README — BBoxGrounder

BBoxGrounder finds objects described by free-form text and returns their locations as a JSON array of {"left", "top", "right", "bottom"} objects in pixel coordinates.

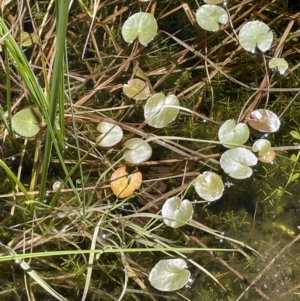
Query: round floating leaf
[
  {"left": 149, "top": 258, "right": 190, "bottom": 291},
  {"left": 248, "top": 109, "right": 280, "bottom": 133},
  {"left": 162, "top": 197, "right": 193, "bottom": 228},
  {"left": 258, "top": 149, "right": 276, "bottom": 163},
  {"left": 110, "top": 165, "right": 142, "bottom": 198},
  {"left": 12, "top": 107, "right": 42, "bottom": 137},
  {"left": 196, "top": 4, "right": 228, "bottom": 32},
  {"left": 218, "top": 119, "right": 249, "bottom": 148},
  {"left": 220, "top": 147, "right": 258, "bottom": 179},
  {"left": 124, "top": 138, "right": 152, "bottom": 164},
  {"left": 121, "top": 12, "right": 158, "bottom": 46},
  {"left": 194, "top": 171, "right": 224, "bottom": 202},
  {"left": 239, "top": 21, "right": 273, "bottom": 53},
  {"left": 268, "top": 58, "right": 288, "bottom": 75},
  {"left": 96, "top": 122, "right": 123, "bottom": 147},
  {"left": 144, "top": 93, "right": 179, "bottom": 128},
  {"left": 252, "top": 139, "right": 271, "bottom": 156},
  {"left": 123, "top": 79, "right": 150, "bottom": 100}
]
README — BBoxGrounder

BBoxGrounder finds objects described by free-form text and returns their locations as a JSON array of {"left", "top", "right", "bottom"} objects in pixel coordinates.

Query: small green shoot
[{"left": 162, "top": 197, "right": 193, "bottom": 228}]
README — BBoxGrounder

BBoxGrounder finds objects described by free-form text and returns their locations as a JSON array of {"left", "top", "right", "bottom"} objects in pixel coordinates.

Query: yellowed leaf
[{"left": 110, "top": 166, "right": 142, "bottom": 198}]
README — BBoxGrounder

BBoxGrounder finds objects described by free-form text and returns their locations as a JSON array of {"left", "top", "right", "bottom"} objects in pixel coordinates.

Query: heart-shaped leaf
[
  {"left": 196, "top": 4, "right": 228, "bottom": 32},
  {"left": 162, "top": 197, "right": 193, "bottom": 228},
  {"left": 121, "top": 12, "right": 158, "bottom": 46},
  {"left": 248, "top": 109, "right": 280, "bottom": 133},
  {"left": 123, "top": 79, "right": 150, "bottom": 100},
  {"left": 149, "top": 258, "right": 190, "bottom": 291},
  {"left": 252, "top": 139, "right": 271, "bottom": 156},
  {"left": 239, "top": 21, "right": 273, "bottom": 53},
  {"left": 268, "top": 58, "right": 288, "bottom": 75},
  {"left": 96, "top": 122, "right": 123, "bottom": 147},
  {"left": 220, "top": 147, "right": 258, "bottom": 179},
  {"left": 12, "top": 107, "right": 42, "bottom": 137},
  {"left": 110, "top": 166, "right": 142, "bottom": 198},
  {"left": 194, "top": 171, "right": 224, "bottom": 202},
  {"left": 218, "top": 119, "right": 249, "bottom": 148},
  {"left": 144, "top": 93, "right": 179, "bottom": 128},
  {"left": 124, "top": 138, "right": 152, "bottom": 164}
]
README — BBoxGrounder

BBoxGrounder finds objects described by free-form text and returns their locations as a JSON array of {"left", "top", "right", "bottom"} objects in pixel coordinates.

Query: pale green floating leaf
[
  {"left": 121, "top": 12, "right": 158, "bottom": 46},
  {"left": 252, "top": 139, "right": 271, "bottom": 156},
  {"left": 194, "top": 171, "right": 224, "bottom": 202},
  {"left": 162, "top": 197, "right": 193, "bottom": 228},
  {"left": 123, "top": 78, "right": 150, "bottom": 100},
  {"left": 248, "top": 109, "right": 280, "bottom": 133},
  {"left": 124, "top": 138, "right": 152, "bottom": 164},
  {"left": 144, "top": 93, "right": 179, "bottom": 128},
  {"left": 149, "top": 258, "right": 190, "bottom": 291},
  {"left": 268, "top": 58, "right": 288, "bottom": 75},
  {"left": 12, "top": 107, "right": 42, "bottom": 137},
  {"left": 96, "top": 122, "right": 123, "bottom": 147},
  {"left": 239, "top": 21, "right": 273, "bottom": 53},
  {"left": 218, "top": 119, "right": 249, "bottom": 148},
  {"left": 220, "top": 147, "right": 258, "bottom": 179},
  {"left": 196, "top": 4, "right": 228, "bottom": 32}
]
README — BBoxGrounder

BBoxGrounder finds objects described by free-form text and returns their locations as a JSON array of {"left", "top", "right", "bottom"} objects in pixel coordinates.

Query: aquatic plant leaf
[
  {"left": 121, "top": 12, "right": 157, "bottom": 46},
  {"left": 252, "top": 139, "right": 271, "bottom": 156},
  {"left": 258, "top": 149, "right": 276, "bottom": 163},
  {"left": 149, "top": 258, "right": 190, "bottom": 291},
  {"left": 21, "top": 31, "right": 37, "bottom": 47},
  {"left": 96, "top": 122, "right": 123, "bottom": 147},
  {"left": 239, "top": 21, "right": 273, "bottom": 53},
  {"left": 268, "top": 58, "right": 288, "bottom": 75},
  {"left": 194, "top": 171, "right": 224, "bottom": 202},
  {"left": 144, "top": 93, "right": 179, "bottom": 128},
  {"left": 110, "top": 165, "right": 142, "bottom": 198},
  {"left": 218, "top": 119, "right": 249, "bottom": 148},
  {"left": 248, "top": 109, "right": 280, "bottom": 133},
  {"left": 12, "top": 107, "right": 42, "bottom": 137},
  {"left": 196, "top": 4, "right": 228, "bottom": 32},
  {"left": 123, "top": 79, "right": 150, "bottom": 100},
  {"left": 162, "top": 197, "right": 193, "bottom": 228},
  {"left": 220, "top": 147, "right": 258, "bottom": 179},
  {"left": 124, "top": 138, "right": 152, "bottom": 164}
]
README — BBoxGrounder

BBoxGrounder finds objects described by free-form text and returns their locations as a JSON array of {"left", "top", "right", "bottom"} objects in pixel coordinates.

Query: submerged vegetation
[{"left": 0, "top": 0, "right": 300, "bottom": 300}]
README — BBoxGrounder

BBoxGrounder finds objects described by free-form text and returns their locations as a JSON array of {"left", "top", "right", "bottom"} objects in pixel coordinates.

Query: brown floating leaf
[
  {"left": 248, "top": 109, "right": 280, "bottom": 133},
  {"left": 258, "top": 149, "right": 276, "bottom": 163},
  {"left": 110, "top": 165, "right": 142, "bottom": 198},
  {"left": 123, "top": 79, "right": 150, "bottom": 100}
]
